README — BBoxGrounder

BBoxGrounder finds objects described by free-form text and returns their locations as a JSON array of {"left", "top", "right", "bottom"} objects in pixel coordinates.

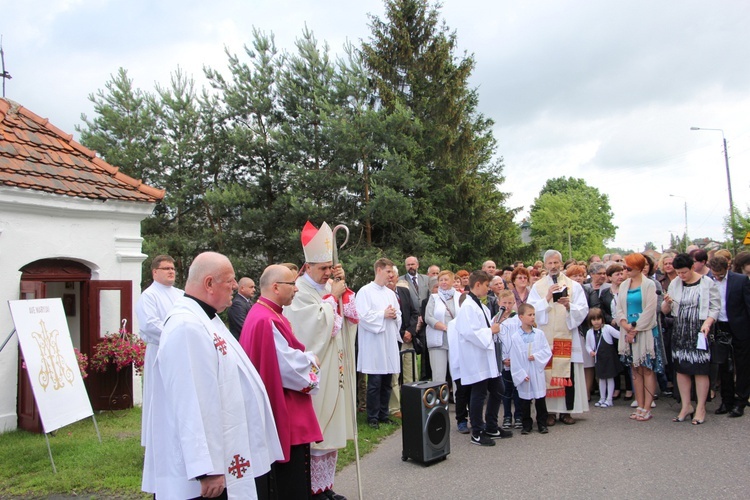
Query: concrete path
[{"left": 334, "top": 397, "right": 750, "bottom": 499}]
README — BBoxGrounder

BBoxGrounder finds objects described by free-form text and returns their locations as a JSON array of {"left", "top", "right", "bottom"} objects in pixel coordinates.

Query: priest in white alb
[
  {"left": 135, "top": 254, "right": 183, "bottom": 446},
  {"left": 142, "top": 252, "right": 282, "bottom": 499},
  {"left": 528, "top": 249, "right": 589, "bottom": 426},
  {"left": 283, "top": 221, "right": 358, "bottom": 500}
]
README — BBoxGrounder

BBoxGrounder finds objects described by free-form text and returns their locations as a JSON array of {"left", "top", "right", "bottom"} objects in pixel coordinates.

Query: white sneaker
[
  {"left": 594, "top": 400, "right": 605, "bottom": 407},
  {"left": 651, "top": 401, "right": 656, "bottom": 408},
  {"left": 631, "top": 400, "right": 638, "bottom": 408}
]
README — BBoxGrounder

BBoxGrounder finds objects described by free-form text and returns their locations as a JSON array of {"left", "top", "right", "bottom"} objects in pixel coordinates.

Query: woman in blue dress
[
  {"left": 662, "top": 253, "right": 720, "bottom": 425},
  {"left": 616, "top": 253, "right": 663, "bottom": 421}
]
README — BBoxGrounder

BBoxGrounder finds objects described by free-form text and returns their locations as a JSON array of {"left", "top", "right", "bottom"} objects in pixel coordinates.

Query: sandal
[
  {"left": 636, "top": 410, "right": 653, "bottom": 421},
  {"left": 630, "top": 407, "right": 644, "bottom": 420}
]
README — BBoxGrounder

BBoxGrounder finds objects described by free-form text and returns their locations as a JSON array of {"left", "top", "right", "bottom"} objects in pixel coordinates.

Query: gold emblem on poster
[{"left": 31, "top": 320, "right": 75, "bottom": 391}]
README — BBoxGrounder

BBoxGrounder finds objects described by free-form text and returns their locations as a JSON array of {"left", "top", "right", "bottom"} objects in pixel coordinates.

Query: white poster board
[{"left": 8, "top": 298, "right": 94, "bottom": 433}]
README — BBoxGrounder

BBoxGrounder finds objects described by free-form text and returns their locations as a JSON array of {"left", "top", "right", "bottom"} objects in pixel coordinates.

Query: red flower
[{"left": 90, "top": 327, "right": 146, "bottom": 376}]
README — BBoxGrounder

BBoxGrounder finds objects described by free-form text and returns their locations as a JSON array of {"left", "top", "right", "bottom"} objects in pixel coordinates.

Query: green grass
[
  {"left": 338, "top": 412, "right": 401, "bottom": 472},
  {"left": 0, "top": 408, "right": 148, "bottom": 499},
  {"left": 0, "top": 406, "right": 400, "bottom": 498}
]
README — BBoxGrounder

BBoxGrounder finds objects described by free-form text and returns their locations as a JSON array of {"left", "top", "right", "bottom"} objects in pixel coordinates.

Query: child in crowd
[
  {"left": 585, "top": 307, "right": 622, "bottom": 408},
  {"left": 496, "top": 290, "right": 523, "bottom": 429},
  {"left": 510, "top": 303, "right": 552, "bottom": 435}
]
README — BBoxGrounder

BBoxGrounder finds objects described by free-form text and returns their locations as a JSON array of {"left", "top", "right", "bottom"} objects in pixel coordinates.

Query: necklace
[{"left": 258, "top": 299, "right": 286, "bottom": 323}]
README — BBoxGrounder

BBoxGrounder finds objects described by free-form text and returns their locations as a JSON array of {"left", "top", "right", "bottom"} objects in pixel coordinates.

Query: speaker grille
[{"left": 401, "top": 381, "right": 450, "bottom": 463}]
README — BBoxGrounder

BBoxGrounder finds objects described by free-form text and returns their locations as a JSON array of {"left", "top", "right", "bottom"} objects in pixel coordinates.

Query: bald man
[
  {"left": 240, "top": 265, "right": 323, "bottom": 498},
  {"left": 228, "top": 277, "right": 256, "bottom": 339},
  {"left": 142, "top": 252, "right": 282, "bottom": 499}
]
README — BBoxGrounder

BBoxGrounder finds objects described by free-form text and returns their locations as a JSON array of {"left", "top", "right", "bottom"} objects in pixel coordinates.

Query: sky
[{"left": 3, "top": 0, "right": 749, "bottom": 254}]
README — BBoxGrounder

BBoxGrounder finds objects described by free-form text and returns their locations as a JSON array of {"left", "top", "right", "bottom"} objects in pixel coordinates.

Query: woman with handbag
[{"left": 425, "top": 270, "right": 462, "bottom": 384}]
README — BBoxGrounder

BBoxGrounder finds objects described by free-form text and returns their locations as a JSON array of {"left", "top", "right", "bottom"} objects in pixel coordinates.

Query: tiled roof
[{"left": 0, "top": 98, "right": 164, "bottom": 203}]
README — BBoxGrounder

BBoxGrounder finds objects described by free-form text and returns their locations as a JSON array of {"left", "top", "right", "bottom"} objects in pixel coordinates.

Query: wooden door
[
  {"left": 82, "top": 281, "right": 133, "bottom": 411},
  {"left": 17, "top": 281, "right": 46, "bottom": 433}
]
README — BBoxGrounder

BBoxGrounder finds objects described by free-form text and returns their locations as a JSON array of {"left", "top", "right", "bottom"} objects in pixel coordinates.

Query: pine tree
[{"left": 361, "top": 0, "right": 520, "bottom": 265}]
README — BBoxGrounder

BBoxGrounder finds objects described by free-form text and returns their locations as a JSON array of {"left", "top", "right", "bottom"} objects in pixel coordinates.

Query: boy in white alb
[{"left": 510, "top": 303, "right": 552, "bottom": 435}]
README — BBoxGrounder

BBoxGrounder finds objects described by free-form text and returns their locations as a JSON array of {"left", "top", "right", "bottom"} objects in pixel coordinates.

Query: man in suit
[
  {"left": 708, "top": 256, "right": 750, "bottom": 417},
  {"left": 387, "top": 265, "right": 420, "bottom": 416},
  {"left": 227, "top": 277, "right": 256, "bottom": 339},
  {"left": 401, "top": 256, "right": 430, "bottom": 318}
]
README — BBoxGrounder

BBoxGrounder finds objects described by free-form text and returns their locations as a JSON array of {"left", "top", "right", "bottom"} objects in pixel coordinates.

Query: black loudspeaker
[{"left": 401, "top": 380, "right": 450, "bottom": 463}]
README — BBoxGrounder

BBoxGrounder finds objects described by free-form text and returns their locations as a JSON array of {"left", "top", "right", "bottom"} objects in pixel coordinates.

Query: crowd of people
[{"left": 135, "top": 222, "right": 750, "bottom": 497}]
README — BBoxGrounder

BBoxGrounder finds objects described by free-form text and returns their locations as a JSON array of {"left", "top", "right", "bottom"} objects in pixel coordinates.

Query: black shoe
[
  {"left": 521, "top": 428, "right": 530, "bottom": 435},
  {"left": 379, "top": 417, "right": 397, "bottom": 425},
  {"left": 729, "top": 406, "right": 745, "bottom": 418},
  {"left": 715, "top": 403, "right": 730, "bottom": 415},
  {"left": 470, "top": 432, "right": 495, "bottom": 446},
  {"left": 368, "top": 420, "right": 379, "bottom": 429},
  {"left": 326, "top": 490, "right": 347, "bottom": 500},
  {"left": 485, "top": 428, "right": 513, "bottom": 439},
  {"left": 538, "top": 426, "right": 549, "bottom": 434}
]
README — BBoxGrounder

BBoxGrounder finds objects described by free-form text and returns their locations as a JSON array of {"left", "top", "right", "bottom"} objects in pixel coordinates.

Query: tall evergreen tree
[
  {"left": 77, "top": 68, "right": 159, "bottom": 184},
  {"left": 361, "top": 0, "right": 520, "bottom": 265}
]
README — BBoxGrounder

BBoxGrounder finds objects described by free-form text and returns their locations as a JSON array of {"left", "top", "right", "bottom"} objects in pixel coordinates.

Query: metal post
[
  {"left": 722, "top": 137, "right": 737, "bottom": 254},
  {"left": 44, "top": 433, "right": 57, "bottom": 474},
  {"left": 690, "top": 127, "right": 736, "bottom": 253}
]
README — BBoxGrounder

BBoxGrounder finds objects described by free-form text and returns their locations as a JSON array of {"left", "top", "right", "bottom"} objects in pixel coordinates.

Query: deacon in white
[
  {"left": 355, "top": 258, "right": 402, "bottom": 424},
  {"left": 528, "top": 249, "right": 589, "bottom": 423},
  {"left": 142, "top": 252, "right": 282, "bottom": 500},
  {"left": 136, "top": 254, "right": 183, "bottom": 446}
]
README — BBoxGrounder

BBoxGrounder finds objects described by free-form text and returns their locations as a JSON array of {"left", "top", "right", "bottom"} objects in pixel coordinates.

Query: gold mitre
[{"left": 301, "top": 221, "right": 333, "bottom": 263}]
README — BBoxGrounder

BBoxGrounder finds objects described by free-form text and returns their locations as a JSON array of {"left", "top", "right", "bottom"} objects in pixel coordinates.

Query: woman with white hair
[{"left": 425, "top": 271, "right": 461, "bottom": 384}]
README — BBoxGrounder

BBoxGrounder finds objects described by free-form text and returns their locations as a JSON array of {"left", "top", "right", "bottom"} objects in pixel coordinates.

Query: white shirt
[{"left": 714, "top": 275, "right": 729, "bottom": 322}]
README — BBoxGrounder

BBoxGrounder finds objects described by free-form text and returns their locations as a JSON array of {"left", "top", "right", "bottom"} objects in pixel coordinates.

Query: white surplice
[
  {"left": 142, "top": 297, "right": 282, "bottom": 500},
  {"left": 355, "top": 282, "right": 402, "bottom": 375},
  {"left": 455, "top": 296, "right": 498, "bottom": 386},
  {"left": 510, "top": 327, "right": 553, "bottom": 400},
  {"left": 136, "top": 281, "right": 183, "bottom": 446}
]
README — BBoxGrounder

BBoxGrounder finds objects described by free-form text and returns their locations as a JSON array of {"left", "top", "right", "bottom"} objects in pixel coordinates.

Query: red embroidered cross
[
  {"left": 213, "top": 333, "right": 227, "bottom": 355},
  {"left": 227, "top": 454, "right": 250, "bottom": 479}
]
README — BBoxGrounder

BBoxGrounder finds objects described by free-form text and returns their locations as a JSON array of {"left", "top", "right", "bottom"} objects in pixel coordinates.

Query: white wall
[{"left": 0, "top": 187, "right": 154, "bottom": 433}]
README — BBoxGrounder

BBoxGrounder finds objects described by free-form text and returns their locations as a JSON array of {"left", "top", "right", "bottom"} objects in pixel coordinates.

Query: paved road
[{"left": 335, "top": 397, "right": 750, "bottom": 500}]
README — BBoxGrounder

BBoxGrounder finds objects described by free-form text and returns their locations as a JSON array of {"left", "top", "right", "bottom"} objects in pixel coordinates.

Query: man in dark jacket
[{"left": 708, "top": 256, "right": 750, "bottom": 417}]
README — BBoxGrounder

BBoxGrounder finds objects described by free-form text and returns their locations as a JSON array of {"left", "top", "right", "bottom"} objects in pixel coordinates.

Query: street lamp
[
  {"left": 690, "top": 126, "right": 737, "bottom": 253},
  {"left": 669, "top": 194, "right": 688, "bottom": 251}
]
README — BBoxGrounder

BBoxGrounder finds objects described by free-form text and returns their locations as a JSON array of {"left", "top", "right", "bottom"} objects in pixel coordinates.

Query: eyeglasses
[
  {"left": 275, "top": 281, "right": 296, "bottom": 286},
  {"left": 157, "top": 267, "right": 175, "bottom": 271}
]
